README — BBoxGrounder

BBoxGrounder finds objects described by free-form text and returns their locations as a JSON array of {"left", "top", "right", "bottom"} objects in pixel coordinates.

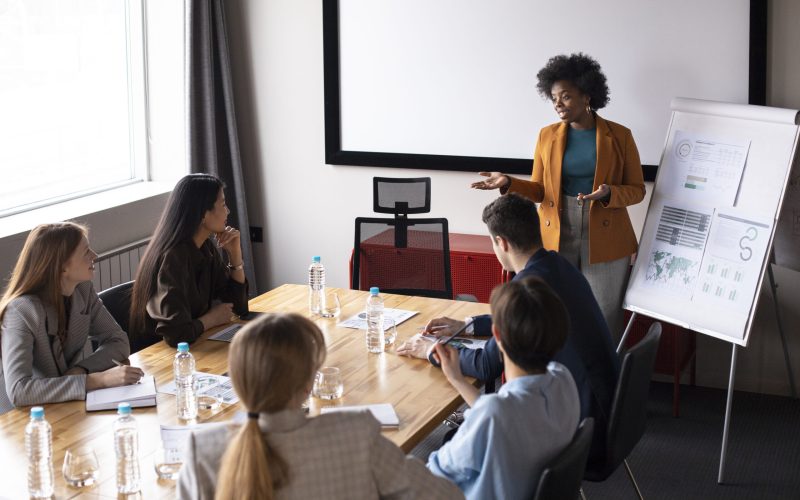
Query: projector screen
[{"left": 323, "top": 0, "right": 765, "bottom": 179}]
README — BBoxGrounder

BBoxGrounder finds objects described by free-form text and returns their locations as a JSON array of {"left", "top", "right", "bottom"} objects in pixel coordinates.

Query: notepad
[
  {"left": 86, "top": 375, "right": 157, "bottom": 411},
  {"left": 320, "top": 403, "right": 400, "bottom": 428}
]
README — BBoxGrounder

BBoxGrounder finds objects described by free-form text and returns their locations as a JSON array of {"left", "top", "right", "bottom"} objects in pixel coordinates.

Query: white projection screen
[{"left": 323, "top": 1, "right": 765, "bottom": 179}]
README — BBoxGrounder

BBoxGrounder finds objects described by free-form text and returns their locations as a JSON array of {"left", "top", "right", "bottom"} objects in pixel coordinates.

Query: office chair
[
  {"left": 533, "top": 418, "right": 595, "bottom": 500},
  {"left": 583, "top": 322, "right": 662, "bottom": 500},
  {"left": 98, "top": 281, "right": 158, "bottom": 353},
  {"left": 352, "top": 177, "right": 453, "bottom": 299}
]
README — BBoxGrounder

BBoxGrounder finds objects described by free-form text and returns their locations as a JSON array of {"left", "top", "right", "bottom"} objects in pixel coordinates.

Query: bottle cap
[
  {"left": 30, "top": 407, "right": 44, "bottom": 419},
  {"left": 312, "top": 256, "right": 321, "bottom": 263},
  {"left": 117, "top": 402, "right": 132, "bottom": 415},
  {"left": 177, "top": 342, "right": 189, "bottom": 353},
  {"left": 370, "top": 287, "right": 380, "bottom": 295}
]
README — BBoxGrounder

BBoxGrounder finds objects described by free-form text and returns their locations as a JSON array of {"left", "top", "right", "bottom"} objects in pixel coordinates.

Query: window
[{"left": 0, "top": 0, "right": 147, "bottom": 217}]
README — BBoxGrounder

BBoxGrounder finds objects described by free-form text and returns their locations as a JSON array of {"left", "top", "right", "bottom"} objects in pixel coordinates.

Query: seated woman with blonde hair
[
  {"left": 0, "top": 222, "right": 142, "bottom": 414},
  {"left": 178, "top": 313, "right": 462, "bottom": 500}
]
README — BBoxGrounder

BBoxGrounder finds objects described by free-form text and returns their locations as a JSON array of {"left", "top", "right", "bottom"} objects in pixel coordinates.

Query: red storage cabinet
[
  {"left": 350, "top": 232, "right": 507, "bottom": 303},
  {"left": 449, "top": 233, "right": 509, "bottom": 303}
]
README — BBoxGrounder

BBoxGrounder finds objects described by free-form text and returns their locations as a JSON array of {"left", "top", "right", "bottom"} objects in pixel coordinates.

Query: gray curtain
[{"left": 186, "top": 0, "right": 257, "bottom": 295}]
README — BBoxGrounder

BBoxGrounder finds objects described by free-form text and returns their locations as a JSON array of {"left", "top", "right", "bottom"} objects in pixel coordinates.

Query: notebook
[
  {"left": 320, "top": 403, "right": 400, "bottom": 428},
  {"left": 86, "top": 375, "right": 157, "bottom": 411}
]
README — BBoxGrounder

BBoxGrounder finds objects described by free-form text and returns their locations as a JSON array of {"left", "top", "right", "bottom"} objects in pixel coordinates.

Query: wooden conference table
[{"left": 0, "top": 284, "right": 490, "bottom": 499}]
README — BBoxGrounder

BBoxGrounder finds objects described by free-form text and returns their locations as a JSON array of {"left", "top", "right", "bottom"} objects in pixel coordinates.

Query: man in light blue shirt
[{"left": 427, "top": 276, "right": 580, "bottom": 500}]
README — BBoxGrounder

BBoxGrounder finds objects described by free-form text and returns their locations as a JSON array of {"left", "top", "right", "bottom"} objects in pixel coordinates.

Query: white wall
[{"left": 227, "top": 0, "right": 800, "bottom": 396}]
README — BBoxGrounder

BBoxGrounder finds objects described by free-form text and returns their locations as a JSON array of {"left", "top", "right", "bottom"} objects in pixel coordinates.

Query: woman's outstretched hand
[
  {"left": 470, "top": 172, "right": 510, "bottom": 191},
  {"left": 577, "top": 184, "right": 611, "bottom": 202}
]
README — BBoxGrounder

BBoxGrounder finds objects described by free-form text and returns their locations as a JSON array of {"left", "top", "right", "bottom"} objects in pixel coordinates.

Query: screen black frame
[{"left": 323, "top": 1, "right": 768, "bottom": 182}]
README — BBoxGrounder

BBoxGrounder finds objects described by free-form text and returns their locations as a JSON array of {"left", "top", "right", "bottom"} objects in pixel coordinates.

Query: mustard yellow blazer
[{"left": 507, "top": 115, "right": 646, "bottom": 264}]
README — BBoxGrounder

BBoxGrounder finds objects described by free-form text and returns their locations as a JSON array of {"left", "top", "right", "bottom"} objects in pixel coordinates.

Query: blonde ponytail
[
  {"left": 214, "top": 419, "right": 288, "bottom": 500},
  {"left": 213, "top": 313, "right": 325, "bottom": 499}
]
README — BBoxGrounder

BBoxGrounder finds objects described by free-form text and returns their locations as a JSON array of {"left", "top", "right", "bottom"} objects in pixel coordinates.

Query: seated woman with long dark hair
[
  {"left": 130, "top": 174, "right": 248, "bottom": 347},
  {"left": 0, "top": 222, "right": 142, "bottom": 414},
  {"left": 178, "top": 313, "right": 462, "bottom": 500}
]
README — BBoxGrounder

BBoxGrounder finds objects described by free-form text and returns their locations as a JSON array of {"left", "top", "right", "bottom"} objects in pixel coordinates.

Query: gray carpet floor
[{"left": 412, "top": 382, "right": 800, "bottom": 499}]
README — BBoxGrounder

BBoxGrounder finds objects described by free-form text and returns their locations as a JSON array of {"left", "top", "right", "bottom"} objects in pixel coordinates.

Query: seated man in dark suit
[{"left": 398, "top": 193, "right": 620, "bottom": 461}]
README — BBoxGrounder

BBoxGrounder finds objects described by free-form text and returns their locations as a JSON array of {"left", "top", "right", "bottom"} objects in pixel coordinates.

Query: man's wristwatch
[{"left": 463, "top": 316, "right": 475, "bottom": 336}]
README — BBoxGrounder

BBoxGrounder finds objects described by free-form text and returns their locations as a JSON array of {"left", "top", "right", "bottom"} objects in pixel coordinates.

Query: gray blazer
[
  {"left": 178, "top": 409, "right": 464, "bottom": 500},
  {"left": 0, "top": 281, "right": 130, "bottom": 413}
]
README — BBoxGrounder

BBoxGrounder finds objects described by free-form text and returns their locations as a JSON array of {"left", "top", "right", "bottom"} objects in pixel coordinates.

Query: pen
[{"left": 114, "top": 359, "right": 144, "bottom": 384}]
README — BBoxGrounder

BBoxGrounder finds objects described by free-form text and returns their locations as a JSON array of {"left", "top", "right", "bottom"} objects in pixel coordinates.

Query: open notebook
[
  {"left": 320, "top": 403, "right": 400, "bottom": 428},
  {"left": 86, "top": 375, "right": 157, "bottom": 411}
]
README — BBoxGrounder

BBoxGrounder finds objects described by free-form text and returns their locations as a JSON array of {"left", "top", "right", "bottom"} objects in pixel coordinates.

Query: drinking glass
[
  {"left": 195, "top": 375, "right": 222, "bottom": 411},
  {"left": 153, "top": 447, "right": 182, "bottom": 480},
  {"left": 383, "top": 317, "right": 397, "bottom": 347},
  {"left": 313, "top": 367, "right": 344, "bottom": 400},
  {"left": 63, "top": 446, "right": 99, "bottom": 488},
  {"left": 320, "top": 292, "right": 341, "bottom": 319}
]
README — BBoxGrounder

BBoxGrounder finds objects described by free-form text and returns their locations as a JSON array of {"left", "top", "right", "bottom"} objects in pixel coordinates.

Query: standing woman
[
  {"left": 129, "top": 174, "right": 248, "bottom": 348},
  {"left": 473, "top": 53, "right": 645, "bottom": 338},
  {"left": 0, "top": 223, "right": 142, "bottom": 414}
]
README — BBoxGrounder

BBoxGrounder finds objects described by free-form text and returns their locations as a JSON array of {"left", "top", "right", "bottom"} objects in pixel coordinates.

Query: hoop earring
[{"left": 585, "top": 103, "right": 591, "bottom": 115}]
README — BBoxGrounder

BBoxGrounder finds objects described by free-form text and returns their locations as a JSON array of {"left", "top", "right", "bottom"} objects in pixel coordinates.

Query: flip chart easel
[{"left": 620, "top": 98, "right": 800, "bottom": 484}]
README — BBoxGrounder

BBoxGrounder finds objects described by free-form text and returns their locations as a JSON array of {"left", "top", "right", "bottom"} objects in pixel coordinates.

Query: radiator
[{"left": 92, "top": 238, "right": 150, "bottom": 291}]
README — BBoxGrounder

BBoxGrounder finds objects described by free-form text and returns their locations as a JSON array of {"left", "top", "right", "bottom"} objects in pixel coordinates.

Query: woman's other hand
[
  {"left": 470, "top": 172, "right": 510, "bottom": 191},
  {"left": 86, "top": 365, "right": 145, "bottom": 390},
  {"left": 215, "top": 226, "right": 241, "bottom": 254},
  {"left": 577, "top": 184, "right": 611, "bottom": 202},
  {"left": 200, "top": 302, "right": 235, "bottom": 331}
]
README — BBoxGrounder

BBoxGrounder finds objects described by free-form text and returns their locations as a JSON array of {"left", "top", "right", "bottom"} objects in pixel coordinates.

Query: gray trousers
[{"left": 559, "top": 195, "right": 631, "bottom": 341}]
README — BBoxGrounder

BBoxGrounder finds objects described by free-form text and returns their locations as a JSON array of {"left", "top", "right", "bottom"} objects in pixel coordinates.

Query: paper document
[
  {"left": 693, "top": 210, "right": 772, "bottom": 311},
  {"left": 160, "top": 422, "right": 221, "bottom": 462},
  {"left": 660, "top": 130, "right": 750, "bottom": 206},
  {"left": 339, "top": 308, "right": 417, "bottom": 329},
  {"left": 86, "top": 375, "right": 157, "bottom": 411},
  {"left": 321, "top": 403, "right": 400, "bottom": 428},
  {"left": 159, "top": 372, "right": 239, "bottom": 404},
  {"left": 637, "top": 200, "right": 714, "bottom": 298}
]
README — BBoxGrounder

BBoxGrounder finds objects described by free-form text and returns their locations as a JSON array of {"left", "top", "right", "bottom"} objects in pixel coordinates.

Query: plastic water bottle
[
  {"left": 25, "top": 407, "right": 53, "bottom": 499},
  {"left": 114, "top": 402, "right": 141, "bottom": 494},
  {"left": 366, "top": 287, "right": 385, "bottom": 353},
  {"left": 308, "top": 256, "right": 326, "bottom": 314},
  {"left": 174, "top": 342, "right": 197, "bottom": 420}
]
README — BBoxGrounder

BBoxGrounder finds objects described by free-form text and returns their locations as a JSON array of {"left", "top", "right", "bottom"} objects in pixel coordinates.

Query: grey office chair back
[
  {"left": 98, "top": 280, "right": 157, "bottom": 353},
  {"left": 584, "top": 322, "right": 661, "bottom": 499},
  {"left": 533, "top": 418, "right": 594, "bottom": 500}
]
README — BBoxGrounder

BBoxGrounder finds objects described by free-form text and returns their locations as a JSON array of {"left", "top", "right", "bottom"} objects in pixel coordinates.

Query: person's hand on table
[
  {"left": 396, "top": 333, "right": 435, "bottom": 359},
  {"left": 200, "top": 302, "right": 234, "bottom": 330},
  {"left": 86, "top": 365, "right": 145, "bottom": 390},
  {"left": 470, "top": 171, "right": 510, "bottom": 191},
  {"left": 423, "top": 317, "right": 465, "bottom": 337},
  {"left": 577, "top": 184, "right": 611, "bottom": 202}
]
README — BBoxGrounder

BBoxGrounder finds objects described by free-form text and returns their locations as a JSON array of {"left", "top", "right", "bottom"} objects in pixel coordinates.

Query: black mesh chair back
[
  {"left": 585, "top": 322, "right": 661, "bottom": 482},
  {"left": 98, "top": 281, "right": 158, "bottom": 354},
  {"left": 373, "top": 177, "right": 431, "bottom": 215},
  {"left": 352, "top": 217, "right": 452, "bottom": 299},
  {"left": 533, "top": 418, "right": 594, "bottom": 500}
]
